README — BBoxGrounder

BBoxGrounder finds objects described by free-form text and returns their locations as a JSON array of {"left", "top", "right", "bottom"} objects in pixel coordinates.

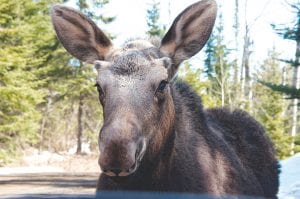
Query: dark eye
[{"left": 156, "top": 80, "right": 168, "bottom": 93}]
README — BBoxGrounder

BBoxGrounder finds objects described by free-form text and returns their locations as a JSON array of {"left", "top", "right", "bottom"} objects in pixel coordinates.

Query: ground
[
  {"left": 278, "top": 153, "right": 300, "bottom": 199},
  {"left": 0, "top": 149, "right": 100, "bottom": 198},
  {"left": 0, "top": 149, "right": 299, "bottom": 198}
]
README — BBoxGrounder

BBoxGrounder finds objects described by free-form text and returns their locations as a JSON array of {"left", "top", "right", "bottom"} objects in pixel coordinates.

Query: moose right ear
[
  {"left": 51, "top": 5, "right": 112, "bottom": 63},
  {"left": 160, "top": 0, "right": 217, "bottom": 80}
]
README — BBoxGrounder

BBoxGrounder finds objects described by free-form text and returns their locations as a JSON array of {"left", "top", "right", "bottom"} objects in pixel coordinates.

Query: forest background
[{"left": 1, "top": 0, "right": 300, "bottom": 165}]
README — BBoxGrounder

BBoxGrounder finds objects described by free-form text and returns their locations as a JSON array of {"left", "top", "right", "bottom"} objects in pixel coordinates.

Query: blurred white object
[{"left": 278, "top": 153, "right": 300, "bottom": 199}]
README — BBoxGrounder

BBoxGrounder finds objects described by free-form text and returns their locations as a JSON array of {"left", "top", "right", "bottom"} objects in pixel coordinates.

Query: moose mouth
[{"left": 102, "top": 139, "right": 147, "bottom": 177}]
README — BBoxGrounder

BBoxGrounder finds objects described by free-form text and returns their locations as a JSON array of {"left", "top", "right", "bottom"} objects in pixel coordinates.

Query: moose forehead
[{"left": 96, "top": 39, "right": 169, "bottom": 82}]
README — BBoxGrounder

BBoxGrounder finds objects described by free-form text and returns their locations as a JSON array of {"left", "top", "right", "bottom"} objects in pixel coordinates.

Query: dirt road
[{"left": 0, "top": 172, "right": 98, "bottom": 198}]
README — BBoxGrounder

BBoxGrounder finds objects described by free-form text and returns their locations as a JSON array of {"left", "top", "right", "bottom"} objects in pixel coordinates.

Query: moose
[{"left": 51, "top": 0, "right": 280, "bottom": 198}]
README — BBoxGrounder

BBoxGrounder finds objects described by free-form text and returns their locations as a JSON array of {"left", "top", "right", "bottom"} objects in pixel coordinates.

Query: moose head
[{"left": 51, "top": 0, "right": 217, "bottom": 177}]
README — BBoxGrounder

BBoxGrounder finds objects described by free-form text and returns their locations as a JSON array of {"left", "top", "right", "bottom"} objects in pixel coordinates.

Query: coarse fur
[
  {"left": 96, "top": 78, "right": 280, "bottom": 198},
  {"left": 51, "top": 0, "right": 280, "bottom": 198}
]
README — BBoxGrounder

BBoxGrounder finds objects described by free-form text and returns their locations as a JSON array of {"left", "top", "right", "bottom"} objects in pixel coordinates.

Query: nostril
[{"left": 110, "top": 168, "right": 122, "bottom": 175}]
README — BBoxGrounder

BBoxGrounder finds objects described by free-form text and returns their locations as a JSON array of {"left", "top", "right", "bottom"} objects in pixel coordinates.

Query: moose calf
[{"left": 51, "top": 0, "right": 280, "bottom": 198}]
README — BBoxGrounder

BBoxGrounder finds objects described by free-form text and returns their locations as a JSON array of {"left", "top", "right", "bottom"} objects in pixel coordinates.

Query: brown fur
[{"left": 96, "top": 81, "right": 279, "bottom": 198}]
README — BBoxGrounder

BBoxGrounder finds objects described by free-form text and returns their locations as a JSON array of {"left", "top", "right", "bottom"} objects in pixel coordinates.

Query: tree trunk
[
  {"left": 240, "top": 27, "right": 249, "bottom": 107},
  {"left": 281, "top": 66, "right": 288, "bottom": 119},
  {"left": 76, "top": 93, "right": 84, "bottom": 155},
  {"left": 39, "top": 95, "right": 52, "bottom": 152},
  {"left": 232, "top": 0, "right": 239, "bottom": 106},
  {"left": 241, "top": 21, "right": 253, "bottom": 111},
  {"left": 291, "top": 66, "right": 299, "bottom": 155},
  {"left": 220, "top": 54, "right": 225, "bottom": 107}
]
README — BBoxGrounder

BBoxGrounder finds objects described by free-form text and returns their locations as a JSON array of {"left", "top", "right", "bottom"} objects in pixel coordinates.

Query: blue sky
[{"left": 65, "top": 0, "right": 297, "bottom": 71}]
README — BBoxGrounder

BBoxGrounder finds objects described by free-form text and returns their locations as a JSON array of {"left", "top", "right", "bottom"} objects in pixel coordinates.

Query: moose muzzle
[{"left": 98, "top": 123, "right": 146, "bottom": 177}]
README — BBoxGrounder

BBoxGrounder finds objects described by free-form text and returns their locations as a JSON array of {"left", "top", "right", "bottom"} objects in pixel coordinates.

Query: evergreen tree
[
  {"left": 180, "top": 63, "right": 218, "bottom": 108},
  {"left": 63, "top": 0, "right": 114, "bottom": 154},
  {"left": 0, "top": 0, "right": 65, "bottom": 164},
  {"left": 254, "top": 49, "right": 293, "bottom": 159},
  {"left": 204, "top": 12, "right": 232, "bottom": 107},
  {"left": 263, "top": 2, "right": 300, "bottom": 155},
  {"left": 0, "top": 0, "right": 115, "bottom": 163},
  {"left": 146, "top": 0, "right": 165, "bottom": 37}
]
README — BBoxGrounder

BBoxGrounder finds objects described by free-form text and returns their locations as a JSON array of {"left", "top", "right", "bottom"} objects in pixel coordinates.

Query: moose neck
[
  {"left": 135, "top": 126, "right": 176, "bottom": 191},
  {"left": 139, "top": 80, "right": 209, "bottom": 190}
]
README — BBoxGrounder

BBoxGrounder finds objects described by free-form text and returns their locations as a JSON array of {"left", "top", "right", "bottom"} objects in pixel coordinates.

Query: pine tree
[{"left": 146, "top": 0, "right": 165, "bottom": 37}]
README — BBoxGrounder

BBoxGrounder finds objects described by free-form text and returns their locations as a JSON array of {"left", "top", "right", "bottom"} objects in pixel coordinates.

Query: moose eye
[{"left": 156, "top": 80, "right": 168, "bottom": 93}]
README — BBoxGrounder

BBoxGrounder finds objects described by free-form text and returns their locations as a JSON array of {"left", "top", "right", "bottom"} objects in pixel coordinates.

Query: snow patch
[
  {"left": 279, "top": 153, "right": 300, "bottom": 199},
  {"left": 68, "top": 142, "right": 91, "bottom": 155},
  {"left": 22, "top": 150, "right": 65, "bottom": 165},
  {"left": 0, "top": 166, "right": 64, "bottom": 175}
]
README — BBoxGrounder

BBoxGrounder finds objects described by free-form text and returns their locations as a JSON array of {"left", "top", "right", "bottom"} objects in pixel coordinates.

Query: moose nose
[
  {"left": 110, "top": 168, "right": 122, "bottom": 175},
  {"left": 100, "top": 154, "right": 140, "bottom": 177},
  {"left": 102, "top": 163, "right": 137, "bottom": 177},
  {"left": 98, "top": 136, "right": 146, "bottom": 177},
  {"left": 102, "top": 168, "right": 123, "bottom": 177}
]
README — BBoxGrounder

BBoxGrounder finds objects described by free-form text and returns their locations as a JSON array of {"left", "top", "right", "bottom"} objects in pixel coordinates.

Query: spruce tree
[
  {"left": 146, "top": 0, "right": 165, "bottom": 37},
  {"left": 255, "top": 49, "right": 292, "bottom": 159},
  {"left": 262, "top": 2, "right": 300, "bottom": 155}
]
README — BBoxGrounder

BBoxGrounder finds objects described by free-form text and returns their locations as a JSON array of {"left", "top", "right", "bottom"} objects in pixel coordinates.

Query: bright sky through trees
[{"left": 65, "top": 0, "right": 297, "bottom": 67}]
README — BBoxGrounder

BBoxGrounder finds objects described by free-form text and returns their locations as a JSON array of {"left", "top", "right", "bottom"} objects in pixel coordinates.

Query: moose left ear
[
  {"left": 51, "top": 5, "right": 112, "bottom": 63},
  {"left": 160, "top": 0, "right": 217, "bottom": 79}
]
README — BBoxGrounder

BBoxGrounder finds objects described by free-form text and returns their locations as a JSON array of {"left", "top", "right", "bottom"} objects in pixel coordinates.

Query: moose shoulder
[{"left": 51, "top": 0, "right": 280, "bottom": 198}]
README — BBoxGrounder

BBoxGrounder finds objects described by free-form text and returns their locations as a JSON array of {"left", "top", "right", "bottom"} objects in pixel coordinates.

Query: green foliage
[
  {"left": 267, "top": 3, "right": 300, "bottom": 98},
  {"left": 204, "top": 12, "right": 232, "bottom": 107},
  {"left": 77, "top": 0, "right": 115, "bottom": 23},
  {"left": 180, "top": 63, "right": 219, "bottom": 108},
  {"left": 260, "top": 81, "right": 300, "bottom": 100},
  {"left": 0, "top": 0, "right": 298, "bottom": 166},
  {"left": 0, "top": 0, "right": 111, "bottom": 162},
  {"left": 254, "top": 49, "right": 292, "bottom": 159},
  {"left": 263, "top": 3, "right": 300, "bottom": 157},
  {"left": 295, "top": 134, "right": 300, "bottom": 153},
  {"left": 0, "top": 0, "right": 63, "bottom": 163},
  {"left": 271, "top": 5, "right": 300, "bottom": 42},
  {"left": 146, "top": 0, "right": 165, "bottom": 37}
]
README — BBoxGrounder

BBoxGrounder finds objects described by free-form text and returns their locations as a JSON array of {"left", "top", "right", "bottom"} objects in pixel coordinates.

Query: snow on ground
[
  {"left": 0, "top": 148, "right": 100, "bottom": 175},
  {"left": 0, "top": 150, "right": 64, "bottom": 175},
  {"left": 0, "top": 166, "right": 64, "bottom": 175},
  {"left": 278, "top": 153, "right": 300, "bottom": 199},
  {"left": 67, "top": 142, "right": 92, "bottom": 155}
]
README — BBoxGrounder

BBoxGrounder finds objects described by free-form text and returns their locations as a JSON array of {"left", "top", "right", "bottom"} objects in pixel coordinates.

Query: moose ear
[
  {"left": 51, "top": 5, "right": 112, "bottom": 63},
  {"left": 160, "top": 0, "right": 217, "bottom": 79}
]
